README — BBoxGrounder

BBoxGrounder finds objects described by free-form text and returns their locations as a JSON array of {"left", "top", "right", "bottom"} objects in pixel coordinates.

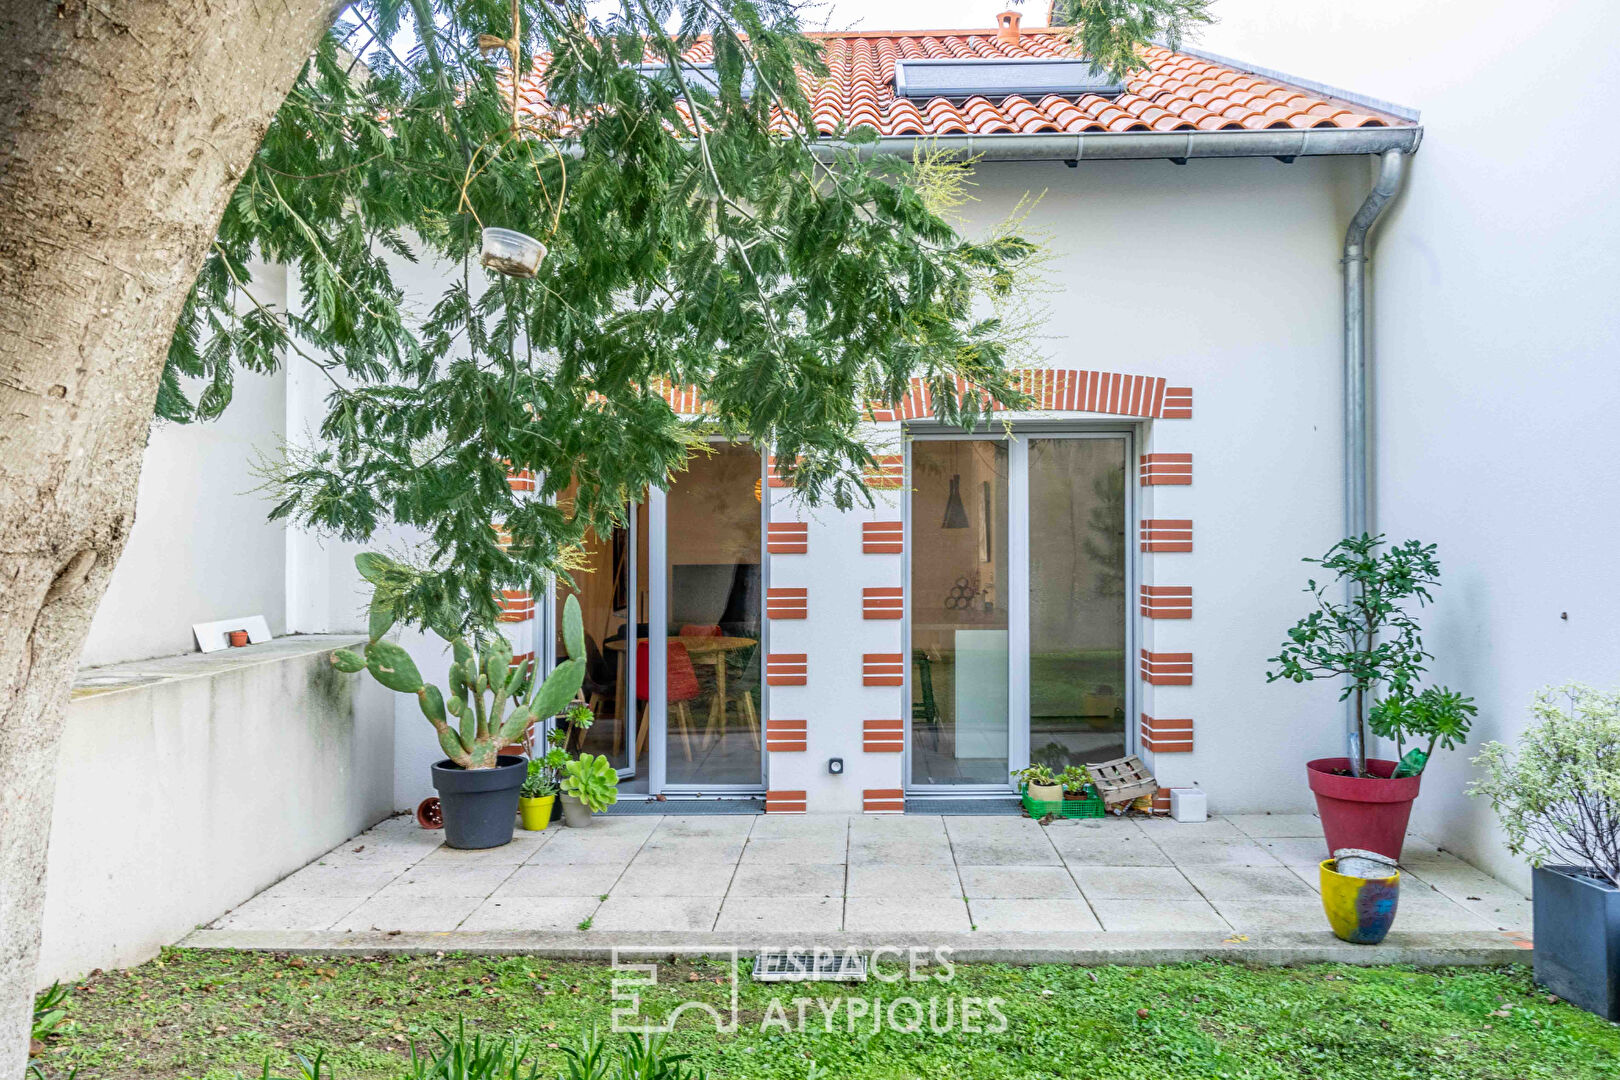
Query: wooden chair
[{"left": 633, "top": 639, "right": 700, "bottom": 761}]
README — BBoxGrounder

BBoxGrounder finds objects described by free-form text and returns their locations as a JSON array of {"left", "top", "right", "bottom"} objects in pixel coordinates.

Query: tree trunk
[{"left": 0, "top": 1, "right": 333, "bottom": 1070}]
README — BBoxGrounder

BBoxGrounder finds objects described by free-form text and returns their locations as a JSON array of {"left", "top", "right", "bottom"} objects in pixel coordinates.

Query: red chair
[{"left": 633, "top": 639, "right": 700, "bottom": 760}]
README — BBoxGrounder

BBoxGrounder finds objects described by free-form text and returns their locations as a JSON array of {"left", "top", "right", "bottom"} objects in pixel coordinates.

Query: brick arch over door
[{"left": 651, "top": 369, "right": 1190, "bottom": 421}]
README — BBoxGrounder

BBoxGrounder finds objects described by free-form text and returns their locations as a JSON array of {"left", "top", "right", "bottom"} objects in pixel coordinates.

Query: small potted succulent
[
  {"left": 1267, "top": 534, "right": 1474, "bottom": 860},
  {"left": 518, "top": 750, "right": 561, "bottom": 832},
  {"left": 330, "top": 552, "right": 586, "bottom": 849},
  {"left": 1012, "top": 764, "right": 1061, "bottom": 804},
  {"left": 1470, "top": 684, "right": 1620, "bottom": 1020},
  {"left": 560, "top": 752, "right": 619, "bottom": 827}
]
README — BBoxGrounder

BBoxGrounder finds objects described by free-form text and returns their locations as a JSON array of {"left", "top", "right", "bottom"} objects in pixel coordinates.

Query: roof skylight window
[
  {"left": 635, "top": 62, "right": 756, "bottom": 100},
  {"left": 893, "top": 59, "right": 1124, "bottom": 101}
]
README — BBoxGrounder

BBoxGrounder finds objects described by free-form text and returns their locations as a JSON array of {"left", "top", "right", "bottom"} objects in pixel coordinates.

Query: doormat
[
  {"left": 597, "top": 797, "right": 765, "bottom": 815},
  {"left": 904, "top": 798, "right": 1022, "bottom": 816}
]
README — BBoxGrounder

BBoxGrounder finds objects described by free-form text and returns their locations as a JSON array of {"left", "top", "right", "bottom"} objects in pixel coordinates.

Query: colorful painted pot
[
  {"left": 518, "top": 795, "right": 555, "bottom": 832},
  {"left": 1320, "top": 859, "right": 1400, "bottom": 944}
]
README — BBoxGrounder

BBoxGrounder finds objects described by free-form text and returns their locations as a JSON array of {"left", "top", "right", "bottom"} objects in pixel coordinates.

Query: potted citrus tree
[
  {"left": 1470, "top": 684, "right": 1620, "bottom": 1020},
  {"left": 1266, "top": 535, "right": 1474, "bottom": 860},
  {"left": 331, "top": 552, "right": 586, "bottom": 849}
]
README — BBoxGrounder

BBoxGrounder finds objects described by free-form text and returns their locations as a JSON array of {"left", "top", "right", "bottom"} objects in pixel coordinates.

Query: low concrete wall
[{"left": 37, "top": 635, "right": 395, "bottom": 985}]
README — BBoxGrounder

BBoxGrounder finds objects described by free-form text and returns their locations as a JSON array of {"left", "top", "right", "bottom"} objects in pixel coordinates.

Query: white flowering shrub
[{"left": 1469, "top": 684, "right": 1620, "bottom": 886}]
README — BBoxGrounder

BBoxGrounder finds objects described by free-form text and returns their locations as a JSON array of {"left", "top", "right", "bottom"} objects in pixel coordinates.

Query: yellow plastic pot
[
  {"left": 518, "top": 795, "right": 555, "bottom": 832},
  {"left": 1320, "top": 859, "right": 1400, "bottom": 944}
]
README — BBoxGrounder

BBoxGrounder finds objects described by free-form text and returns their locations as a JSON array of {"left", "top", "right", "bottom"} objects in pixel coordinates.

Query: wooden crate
[{"left": 1086, "top": 755, "right": 1159, "bottom": 807}]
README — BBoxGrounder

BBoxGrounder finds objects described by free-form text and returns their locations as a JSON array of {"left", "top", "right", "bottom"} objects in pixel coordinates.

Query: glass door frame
[
  {"left": 903, "top": 424, "right": 1138, "bottom": 795},
  {"left": 541, "top": 501, "right": 641, "bottom": 782}
]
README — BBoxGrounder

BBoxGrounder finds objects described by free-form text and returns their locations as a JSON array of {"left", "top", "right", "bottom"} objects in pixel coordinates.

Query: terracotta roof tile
[{"left": 515, "top": 29, "right": 1409, "bottom": 139}]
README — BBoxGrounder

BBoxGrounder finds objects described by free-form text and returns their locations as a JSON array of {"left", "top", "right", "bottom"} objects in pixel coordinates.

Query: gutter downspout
[{"left": 1341, "top": 148, "right": 1407, "bottom": 775}]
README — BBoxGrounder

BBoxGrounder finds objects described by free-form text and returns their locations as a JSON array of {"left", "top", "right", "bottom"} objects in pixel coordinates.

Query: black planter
[
  {"left": 430, "top": 756, "right": 525, "bottom": 849},
  {"left": 1533, "top": 864, "right": 1620, "bottom": 1020}
]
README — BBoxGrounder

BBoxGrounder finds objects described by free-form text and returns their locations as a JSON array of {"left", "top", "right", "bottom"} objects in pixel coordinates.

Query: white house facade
[{"left": 51, "top": 2, "right": 1620, "bottom": 986}]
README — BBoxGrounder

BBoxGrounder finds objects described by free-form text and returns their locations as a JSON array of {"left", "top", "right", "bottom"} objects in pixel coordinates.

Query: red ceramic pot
[{"left": 1306, "top": 758, "right": 1421, "bottom": 861}]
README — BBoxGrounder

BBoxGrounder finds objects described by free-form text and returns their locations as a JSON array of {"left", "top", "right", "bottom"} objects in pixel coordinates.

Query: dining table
[{"left": 604, "top": 635, "right": 759, "bottom": 754}]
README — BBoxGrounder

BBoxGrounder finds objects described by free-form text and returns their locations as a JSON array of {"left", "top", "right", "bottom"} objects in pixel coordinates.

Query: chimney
[{"left": 996, "top": 9, "right": 1021, "bottom": 43}]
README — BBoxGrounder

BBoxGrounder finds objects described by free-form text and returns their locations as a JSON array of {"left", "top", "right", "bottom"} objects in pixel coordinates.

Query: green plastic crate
[{"left": 1020, "top": 783, "right": 1105, "bottom": 819}]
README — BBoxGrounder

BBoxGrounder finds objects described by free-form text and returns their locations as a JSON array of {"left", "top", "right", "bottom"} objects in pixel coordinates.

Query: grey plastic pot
[
  {"left": 559, "top": 792, "right": 593, "bottom": 828},
  {"left": 1534, "top": 864, "right": 1620, "bottom": 1020},
  {"left": 429, "top": 755, "right": 525, "bottom": 849}
]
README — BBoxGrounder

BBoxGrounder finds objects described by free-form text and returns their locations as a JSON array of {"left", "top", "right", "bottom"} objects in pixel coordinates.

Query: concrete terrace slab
[{"left": 185, "top": 811, "right": 1533, "bottom": 966}]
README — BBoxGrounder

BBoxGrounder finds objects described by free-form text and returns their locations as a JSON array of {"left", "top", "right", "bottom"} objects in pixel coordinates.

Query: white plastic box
[{"left": 1170, "top": 787, "right": 1207, "bottom": 823}]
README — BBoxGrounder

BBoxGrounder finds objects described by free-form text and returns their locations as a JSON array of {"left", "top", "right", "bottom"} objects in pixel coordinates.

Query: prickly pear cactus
[{"left": 329, "top": 551, "right": 586, "bottom": 769}]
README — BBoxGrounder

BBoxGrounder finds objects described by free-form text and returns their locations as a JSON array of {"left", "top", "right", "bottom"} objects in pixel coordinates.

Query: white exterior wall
[
  {"left": 81, "top": 265, "right": 293, "bottom": 667},
  {"left": 766, "top": 157, "right": 1366, "bottom": 813},
  {"left": 1196, "top": 0, "right": 1620, "bottom": 892},
  {"left": 41, "top": 637, "right": 394, "bottom": 984}
]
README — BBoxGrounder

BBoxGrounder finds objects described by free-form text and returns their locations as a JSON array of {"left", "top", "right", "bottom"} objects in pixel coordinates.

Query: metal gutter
[
  {"left": 812, "top": 125, "right": 1422, "bottom": 162},
  {"left": 1340, "top": 147, "right": 1409, "bottom": 773}
]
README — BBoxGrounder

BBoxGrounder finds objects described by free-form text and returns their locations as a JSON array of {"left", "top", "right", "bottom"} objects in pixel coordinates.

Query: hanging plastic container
[{"left": 480, "top": 227, "right": 546, "bottom": 278}]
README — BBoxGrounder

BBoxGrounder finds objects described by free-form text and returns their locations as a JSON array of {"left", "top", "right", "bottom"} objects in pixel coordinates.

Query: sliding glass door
[
  {"left": 908, "top": 431, "right": 1130, "bottom": 791},
  {"left": 660, "top": 442, "right": 765, "bottom": 790},
  {"left": 1026, "top": 436, "right": 1129, "bottom": 771},
  {"left": 549, "top": 442, "right": 765, "bottom": 795},
  {"left": 553, "top": 490, "right": 646, "bottom": 783},
  {"left": 908, "top": 438, "right": 1012, "bottom": 786}
]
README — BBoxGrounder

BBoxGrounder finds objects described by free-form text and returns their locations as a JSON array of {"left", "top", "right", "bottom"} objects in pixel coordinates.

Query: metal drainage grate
[{"left": 752, "top": 950, "right": 868, "bottom": 983}]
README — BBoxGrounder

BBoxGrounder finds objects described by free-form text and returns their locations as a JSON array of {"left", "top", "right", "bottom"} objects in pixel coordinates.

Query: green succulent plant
[
  {"left": 562, "top": 753, "right": 620, "bottom": 813},
  {"left": 330, "top": 551, "right": 586, "bottom": 770}
]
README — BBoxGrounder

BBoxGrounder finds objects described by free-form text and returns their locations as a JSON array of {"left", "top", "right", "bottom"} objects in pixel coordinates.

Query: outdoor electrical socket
[{"left": 828, "top": 757, "right": 844, "bottom": 775}]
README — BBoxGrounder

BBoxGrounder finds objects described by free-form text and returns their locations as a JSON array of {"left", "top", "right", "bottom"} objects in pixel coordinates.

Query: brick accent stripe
[
  {"left": 765, "top": 653, "right": 807, "bottom": 686},
  {"left": 496, "top": 589, "right": 534, "bottom": 623},
  {"left": 505, "top": 469, "right": 535, "bottom": 493},
  {"left": 766, "top": 587, "right": 808, "bottom": 620},
  {"left": 1152, "top": 787, "right": 1173, "bottom": 813},
  {"left": 766, "top": 456, "right": 793, "bottom": 488},
  {"left": 864, "top": 455, "right": 905, "bottom": 490},
  {"left": 1160, "top": 386, "right": 1193, "bottom": 420},
  {"left": 765, "top": 718, "right": 807, "bottom": 752},
  {"left": 658, "top": 383, "right": 705, "bottom": 415},
  {"left": 863, "top": 788, "right": 904, "bottom": 813},
  {"left": 862, "top": 653, "right": 905, "bottom": 686},
  {"left": 1140, "top": 714, "right": 1194, "bottom": 753},
  {"left": 862, "top": 521, "right": 904, "bottom": 554},
  {"left": 1140, "top": 585, "right": 1193, "bottom": 619},
  {"left": 869, "top": 370, "right": 1173, "bottom": 421},
  {"left": 1140, "top": 649, "right": 1193, "bottom": 686},
  {"left": 862, "top": 719, "right": 904, "bottom": 752},
  {"left": 653, "top": 370, "right": 1189, "bottom": 422},
  {"left": 1140, "top": 519, "right": 1193, "bottom": 552},
  {"left": 1140, "top": 453, "right": 1192, "bottom": 486},
  {"left": 766, "top": 521, "right": 808, "bottom": 554},
  {"left": 766, "top": 789, "right": 807, "bottom": 813},
  {"left": 862, "top": 587, "right": 904, "bottom": 620}
]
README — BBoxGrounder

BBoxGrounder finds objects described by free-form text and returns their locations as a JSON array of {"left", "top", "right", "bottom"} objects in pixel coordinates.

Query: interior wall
[{"left": 1196, "top": 0, "right": 1620, "bottom": 891}]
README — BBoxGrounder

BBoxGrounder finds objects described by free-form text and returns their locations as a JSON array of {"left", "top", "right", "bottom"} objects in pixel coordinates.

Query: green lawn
[{"left": 34, "top": 951, "right": 1618, "bottom": 1080}]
